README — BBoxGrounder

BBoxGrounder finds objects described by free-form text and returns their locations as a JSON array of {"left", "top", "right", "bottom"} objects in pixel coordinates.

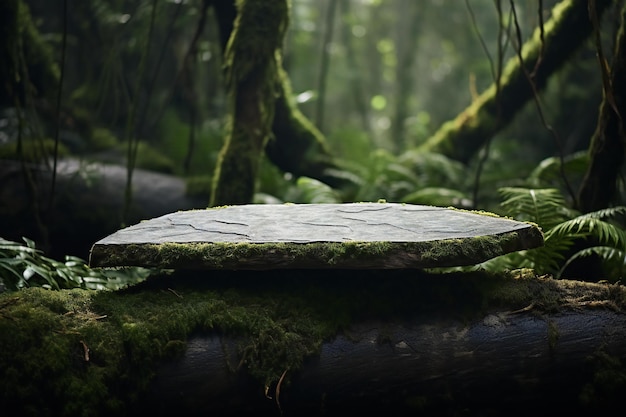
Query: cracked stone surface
[{"left": 89, "top": 203, "right": 544, "bottom": 270}]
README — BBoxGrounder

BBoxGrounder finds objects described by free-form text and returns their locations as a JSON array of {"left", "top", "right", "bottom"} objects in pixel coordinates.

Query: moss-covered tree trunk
[
  {"left": 577, "top": 3, "right": 626, "bottom": 213},
  {"left": 417, "top": 0, "right": 614, "bottom": 164},
  {"left": 209, "top": 0, "right": 346, "bottom": 201},
  {"left": 210, "top": 0, "right": 289, "bottom": 206},
  {"left": 264, "top": 66, "right": 345, "bottom": 188}
]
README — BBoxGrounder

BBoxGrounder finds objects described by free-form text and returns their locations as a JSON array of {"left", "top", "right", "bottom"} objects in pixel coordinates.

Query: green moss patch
[{"left": 1, "top": 269, "right": 624, "bottom": 416}]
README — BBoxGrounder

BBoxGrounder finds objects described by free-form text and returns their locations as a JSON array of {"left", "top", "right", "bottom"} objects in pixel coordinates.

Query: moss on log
[
  {"left": 1, "top": 269, "right": 626, "bottom": 416},
  {"left": 418, "top": 0, "right": 614, "bottom": 163}
]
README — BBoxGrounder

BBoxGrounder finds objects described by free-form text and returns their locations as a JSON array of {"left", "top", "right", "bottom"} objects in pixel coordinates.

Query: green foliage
[
  {"left": 89, "top": 127, "right": 119, "bottom": 151},
  {"left": 114, "top": 141, "right": 176, "bottom": 174},
  {"left": 154, "top": 110, "right": 224, "bottom": 176},
  {"left": 285, "top": 176, "right": 342, "bottom": 203},
  {"left": 257, "top": 144, "right": 473, "bottom": 207},
  {"left": 478, "top": 188, "right": 626, "bottom": 281},
  {"left": 338, "top": 148, "right": 472, "bottom": 205},
  {"left": 0, "top": 237, "right": 151, "bottom": 292},
  {"left": 527, "top": 151, "right": 589, "bottom": 188},
  {"left": 0, "top": 138, "right": 69, "bottom": 162},
  {"left": 403, "top": 187, "right": 470, "bottom": 207},
  {"left": 498, "top": 187, "right": 574, "bottom": 229},
  {"left": 184, "top": 175, "right": 213, "bottom": 199}
]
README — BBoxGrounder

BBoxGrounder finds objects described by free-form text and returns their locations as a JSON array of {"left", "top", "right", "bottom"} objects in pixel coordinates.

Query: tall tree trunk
[
  {"left": 210, "top": 0, "right": 289, "bottom": 206},
  {"left": 417, "top": 0, "right": 614, "bottom": 164},
  {"left": 577, "top": 3, "right": 626, "bottom": 213},
  {"left": 209, "top": 0, "right": 347, "bottom": 199}
]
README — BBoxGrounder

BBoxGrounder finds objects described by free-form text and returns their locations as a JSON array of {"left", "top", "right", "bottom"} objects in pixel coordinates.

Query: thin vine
[
  {"left": 123, "top": 0, "right": 159, "bottom": 226},
  {"left": 509, "top": 0, "right": 576, "bottom": 205}
]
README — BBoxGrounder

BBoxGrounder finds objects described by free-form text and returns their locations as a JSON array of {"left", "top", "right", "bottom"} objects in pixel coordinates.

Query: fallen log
[
  {"left": 0, "top": 159, "right": 207, "bottom": 259},
  {"left": 1, "top": 269, "right": 625, "bottom": 417},
  {"left": 145, "top": 310, "right": 626, "bottom": 417}
]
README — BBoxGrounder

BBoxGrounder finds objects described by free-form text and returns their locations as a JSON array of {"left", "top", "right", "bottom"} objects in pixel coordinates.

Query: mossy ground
[{"left": 1, "top": 268, "right": 625, "bottom": 416}]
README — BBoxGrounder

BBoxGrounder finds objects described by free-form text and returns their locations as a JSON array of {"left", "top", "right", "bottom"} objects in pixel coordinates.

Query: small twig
[
  {"left": 275, "top": 368, "right": 288, "bottom": 414},
  {"left": 508, "top": 303, "right": 535, "bottom": 314},
  {"left": 80, "top": 340, "right": 90, "bottom": 362},
  {"left": 167, "top": 288, "right": 183, "bottom": 298}
]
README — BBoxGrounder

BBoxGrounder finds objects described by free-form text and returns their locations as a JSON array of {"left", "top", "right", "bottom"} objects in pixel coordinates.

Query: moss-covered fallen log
[
  {"left": 1, "top": 269, "right": 625, "bottom": 417},
  {"left": 418, "top": 0, "right": 614, "bottom": 163}
]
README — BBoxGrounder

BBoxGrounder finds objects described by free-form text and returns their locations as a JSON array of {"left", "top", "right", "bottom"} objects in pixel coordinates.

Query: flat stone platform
[{"left": 89, "top": 203, "right": 543, "bottom": 270}]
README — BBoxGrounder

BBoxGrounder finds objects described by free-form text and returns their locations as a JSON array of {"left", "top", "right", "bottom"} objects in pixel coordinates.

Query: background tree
[
  {"left": 209, "top": 0, "right": 290, "bottom": 206},
  {"left": 417, "top": 0, "right": 614, "bottom": 164},
  {"left": 577, "top": 1, "right": 626, "bottom": 213}
]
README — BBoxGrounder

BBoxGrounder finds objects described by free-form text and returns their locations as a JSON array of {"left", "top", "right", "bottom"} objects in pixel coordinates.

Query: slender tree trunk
[
  {"left": 210, "top": 0, "right": 289, "bottom": 206},
  {"left": 339, "top": 0, "right": 372, "bottom": 135},
  {"left": 418, "top": 0, "right": 614, "bottom": 164},
  {"left": 314, "top": 0, "right": 338, "bottom": 132},
  {"left": 390, "top": 0, "right": 421, "bottom": 152},
  {"left": 577, "top": 3, "right": 626, "bottom": 213}
]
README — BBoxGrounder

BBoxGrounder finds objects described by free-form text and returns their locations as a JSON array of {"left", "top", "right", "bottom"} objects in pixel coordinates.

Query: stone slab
[{"left": 89, "top": 203, "right": 544, "bottom": 270}]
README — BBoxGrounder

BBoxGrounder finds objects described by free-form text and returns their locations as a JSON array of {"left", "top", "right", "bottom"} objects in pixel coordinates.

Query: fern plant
[
  {"left": 0, "top": 237, "right": 152, "bottom": 292},
  {"left": 478, "top": 187, "right": 626, "bottom": 281}
]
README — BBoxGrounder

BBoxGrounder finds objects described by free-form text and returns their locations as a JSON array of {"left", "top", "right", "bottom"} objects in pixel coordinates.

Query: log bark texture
[
  {"left": 2, "top": 270, "right": 625, "bottom": 417},
  {"left": 143, "top": 311, "right": 626, "bottom": 417}
]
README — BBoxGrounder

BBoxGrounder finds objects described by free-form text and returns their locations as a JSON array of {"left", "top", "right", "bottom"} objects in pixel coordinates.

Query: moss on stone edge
[{"left": 91, "top": 229, "right": 543, "bottom": 270}]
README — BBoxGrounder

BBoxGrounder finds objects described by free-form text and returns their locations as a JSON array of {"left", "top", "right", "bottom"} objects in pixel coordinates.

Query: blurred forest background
[{"left": 1, "top": 0, "right": 626, "bottom": 287}]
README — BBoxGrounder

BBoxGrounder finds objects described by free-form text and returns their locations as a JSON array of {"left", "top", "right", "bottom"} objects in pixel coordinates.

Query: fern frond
[
  {"left": 576, "top": 206, "right": 626, "bottom": 222},
  {"left": 558, "top": 246, "right": 626, "bottom": 281},
  {"left": 546, "top": 217, "right": 626, "bottom": 249},
  {"left": 498, "top": 187, "right": 574, "bottom": 229}
]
